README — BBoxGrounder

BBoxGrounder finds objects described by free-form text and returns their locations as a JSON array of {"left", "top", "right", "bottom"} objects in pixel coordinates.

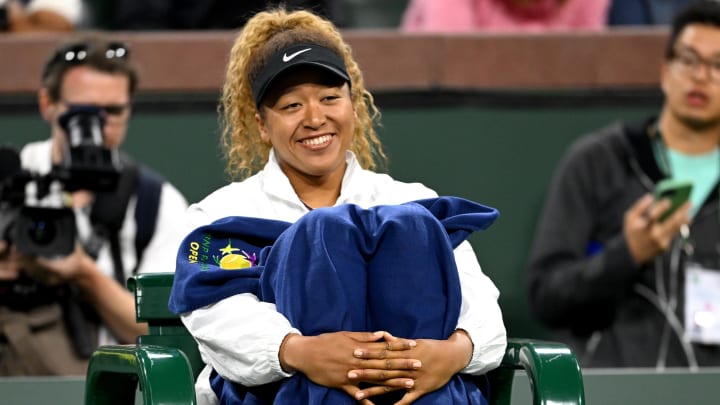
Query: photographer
[{"left": 0, "top": 37, "right": 188, "bottom": 375}]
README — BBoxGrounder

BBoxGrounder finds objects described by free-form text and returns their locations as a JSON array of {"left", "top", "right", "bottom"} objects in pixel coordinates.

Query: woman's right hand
[{"left": 279, "top": 331, "right": 421, "bottom": 403}]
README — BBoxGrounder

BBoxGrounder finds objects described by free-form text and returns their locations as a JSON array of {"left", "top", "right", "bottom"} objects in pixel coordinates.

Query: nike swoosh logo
[{"left": 283, "top": 48, "right": 312, "bottom": 62}]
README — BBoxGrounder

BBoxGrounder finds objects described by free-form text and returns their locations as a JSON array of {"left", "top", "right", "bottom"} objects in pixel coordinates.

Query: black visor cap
[{"left": 252, "top": 43, "right": 351, "bottom": 107}]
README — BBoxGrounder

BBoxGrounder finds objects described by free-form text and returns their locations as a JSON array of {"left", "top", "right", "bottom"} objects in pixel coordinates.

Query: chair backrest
[
  {"left": 124, "top": 273, "right": 584, "bottom": 405},
  {"left": 129, "top": 273, "right": 205, "bottom": 379}
]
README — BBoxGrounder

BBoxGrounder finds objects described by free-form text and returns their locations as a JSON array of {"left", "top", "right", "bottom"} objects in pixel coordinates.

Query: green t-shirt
[{"left": 667, "top": 147, "right": 720, "bottom": 217}]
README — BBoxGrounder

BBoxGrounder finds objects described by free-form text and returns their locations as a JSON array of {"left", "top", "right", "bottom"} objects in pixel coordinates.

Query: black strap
[
  {"left": 85, "top": 161, "right": 165, "bottom": 282},
  {"left": 133, "top": 166, "right": 164, "bottom": 274},
  {"left": 107, "top": 233, "right": 125, "bottom": 285},
  {"left": 58, "top": 159, "right": 163, "bottom": 355},
  {"left": 60, "top": 285, "right": 97, "bottom": 358},
  {"left": 89, "top": 161, "right": 139, "bottom": 285}
]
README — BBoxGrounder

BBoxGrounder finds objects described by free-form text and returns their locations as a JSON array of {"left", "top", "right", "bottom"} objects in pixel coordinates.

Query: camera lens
[
  {"left": 25, "top": 218, "right": 56, "bottom": 246},
  {"left": 14, "top": 207, "right": 76, "bottom": 256}
]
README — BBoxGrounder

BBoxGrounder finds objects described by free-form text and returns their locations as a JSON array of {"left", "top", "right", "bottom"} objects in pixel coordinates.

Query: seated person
[
  {"left": 401, "top": 0, "right": 610, "bottom": 33},
  {"left": 169, "top": 7, "right": 506, "bottom": 405},
  {"left": 607, "top": 0, "right": 695, "bottom": 26},
  {"left": 108, "top": 0, "right": 336, "bottom": 29},
  {"left": 1, "top": 0, "right": 84, "bottom": 32}
]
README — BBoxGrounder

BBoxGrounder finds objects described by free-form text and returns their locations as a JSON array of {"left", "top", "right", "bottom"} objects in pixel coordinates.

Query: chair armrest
[
  {"left": 493, "top": 338, "right": 585, "bottom": 405},
  {"left": 84, "top": 344, "right": 197, "bottom": 405}
]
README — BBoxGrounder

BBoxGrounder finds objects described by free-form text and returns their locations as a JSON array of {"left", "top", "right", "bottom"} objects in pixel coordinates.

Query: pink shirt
[{"left": 402, "top": 0, "right": 610, "bottom": 33}]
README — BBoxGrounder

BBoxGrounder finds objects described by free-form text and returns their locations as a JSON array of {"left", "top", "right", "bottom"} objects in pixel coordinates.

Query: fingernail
[
  {"left": 405, "top": 380, "right": 414, "bottom": 388},
  {"left": 348, "top": 371, "right": 358, "bottom": 379},
  {"left": 354, "top": 349, "right": 363, "bottom": 357},
  {"left": 409, "top": 340, "right": 417, "bottom": 347},
  {"left": 374, "top": 331, "right": 384, "bottom": 336},
  {"left": 356, "top": 392, "right": 365, "bottom": 399},
  {"left": 413, "top": 361, "right": 421, "bottom": 369}
]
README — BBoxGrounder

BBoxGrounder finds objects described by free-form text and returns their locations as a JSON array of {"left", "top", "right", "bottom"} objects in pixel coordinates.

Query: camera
[{"left": 0, "top": 105, "right": 122, "bottom": 258}]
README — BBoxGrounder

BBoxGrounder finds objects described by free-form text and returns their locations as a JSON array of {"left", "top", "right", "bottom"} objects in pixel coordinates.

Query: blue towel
[{"left": 170, "top": 197, "right": 499, "bottom": 404}]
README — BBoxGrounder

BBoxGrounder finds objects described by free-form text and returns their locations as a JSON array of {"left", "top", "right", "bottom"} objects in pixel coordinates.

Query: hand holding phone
[{"left": 653, "top": 179, "right": 693, "bottom": 222}]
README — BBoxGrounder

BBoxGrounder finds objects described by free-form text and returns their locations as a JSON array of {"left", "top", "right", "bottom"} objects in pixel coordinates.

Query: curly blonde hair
[{"left": 220, "top": 8, "right": 387, "bottom": 180}]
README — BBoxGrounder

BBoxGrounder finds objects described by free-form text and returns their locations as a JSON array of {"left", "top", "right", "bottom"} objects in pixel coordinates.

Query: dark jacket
[
  {"left": 526, "top": 118, "right": 720, "bottom": 367},
  {"left": 109, "top": 1, "right": 334, "bottom": 30}
]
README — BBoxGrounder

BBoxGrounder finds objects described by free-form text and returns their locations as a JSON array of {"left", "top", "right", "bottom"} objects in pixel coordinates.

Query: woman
[{"left": 171, "top": 8, "right": 506, "bottom": 405}]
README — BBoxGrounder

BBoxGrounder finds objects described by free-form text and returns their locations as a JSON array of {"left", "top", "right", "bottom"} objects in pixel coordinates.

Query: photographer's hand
[
  {"left": 23, "top": 243, "right": 89, "bottom": 285},
  {"left": 24, "top": 243, "right": 148, "bottom": 343},
  {"left": 0, "top": 240, "right": 21, "bottom": 280}
]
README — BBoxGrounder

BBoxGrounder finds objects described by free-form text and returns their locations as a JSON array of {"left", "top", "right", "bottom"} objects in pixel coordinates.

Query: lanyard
[{"left": 651, "top": 132, "right": 672, "bottom": 177}]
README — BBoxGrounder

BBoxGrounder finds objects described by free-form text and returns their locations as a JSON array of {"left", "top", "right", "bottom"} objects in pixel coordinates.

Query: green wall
[
  {"left": 378, "top": 104, "right": 657, "bottom": 338},
  {"left": 0, "top": 96, "right": 658, "bottom": 339}
]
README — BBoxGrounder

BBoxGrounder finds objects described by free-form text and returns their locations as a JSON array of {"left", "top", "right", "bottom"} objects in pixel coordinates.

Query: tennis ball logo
[
  {"left": 219, "top": 254, "right": 252, "bottom": 270},
  {"left": 215, "top": 240, "right": 257, "bottom": 270}
]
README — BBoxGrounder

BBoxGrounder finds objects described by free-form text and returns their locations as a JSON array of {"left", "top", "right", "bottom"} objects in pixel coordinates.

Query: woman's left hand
[{"left": 348, "top": 330, "right": 473, "bottom": 404}]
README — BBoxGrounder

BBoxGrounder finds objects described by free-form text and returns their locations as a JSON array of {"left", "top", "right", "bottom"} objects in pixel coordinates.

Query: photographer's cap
[{"left": 252, "top": 43, "right": 350, "bottom": 107}]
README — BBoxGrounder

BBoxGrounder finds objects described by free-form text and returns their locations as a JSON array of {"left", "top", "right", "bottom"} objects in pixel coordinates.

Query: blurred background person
[
  {"left": 0, "top": 0, "right": 85, "bottom": 32},
  {"left": 526, "top": 0, "right": 720, "bottom": 368},
  {"left": 0, "top": 36, "right": 188, "bottom": 375},
  {"left": 608, "top": 0, "right": 695, "bottom": 26},
  {"left": 401, "top": 0, "right": 610, "bottom": 33},
  {"left": 105, "top": 0, "right": 339, "bottom": 30}
]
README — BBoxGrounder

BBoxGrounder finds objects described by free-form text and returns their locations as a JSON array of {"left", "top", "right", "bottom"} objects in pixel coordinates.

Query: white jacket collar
[{"left": 260, "top": 149, "right": 368, "bottom": 208}]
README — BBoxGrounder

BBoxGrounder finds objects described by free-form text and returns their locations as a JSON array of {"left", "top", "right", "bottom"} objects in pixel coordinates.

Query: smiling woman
[
  {"left": 170, "top": 6, "right": 507, "bottom": 405},
  {"left": 258, "top": 66, "right": 355, "bottom": 206}
]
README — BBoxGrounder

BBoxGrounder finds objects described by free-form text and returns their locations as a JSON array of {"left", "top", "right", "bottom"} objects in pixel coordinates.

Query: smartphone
[{"left": 653, "top": 179, "right": 693, "bottom": 222}]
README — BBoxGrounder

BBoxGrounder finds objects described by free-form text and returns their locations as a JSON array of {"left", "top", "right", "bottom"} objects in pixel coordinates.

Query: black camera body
[
  {"left": 0, "top": 105, "right": 122, "bottom": 258},
  {"left": 56, "top": 105, "right": 122, "bottom": 192}
]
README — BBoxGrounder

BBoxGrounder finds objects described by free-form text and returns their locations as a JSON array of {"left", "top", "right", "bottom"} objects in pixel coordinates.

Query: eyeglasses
[
  {"left": 43, "top": 42, "right": 130, "bottom": 79},
  {"left": 669, "top": 45, "right": 720, "bottom": 83}
]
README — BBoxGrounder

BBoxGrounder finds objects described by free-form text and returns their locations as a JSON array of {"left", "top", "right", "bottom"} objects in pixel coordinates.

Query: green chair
[{"left": 84, "top": 273, "right": 585, "bottom": 405}]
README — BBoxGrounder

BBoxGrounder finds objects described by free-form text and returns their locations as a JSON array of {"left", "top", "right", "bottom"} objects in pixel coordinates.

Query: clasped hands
[{"left": 279, "top": 329, "right": 472, "bottom": 405}]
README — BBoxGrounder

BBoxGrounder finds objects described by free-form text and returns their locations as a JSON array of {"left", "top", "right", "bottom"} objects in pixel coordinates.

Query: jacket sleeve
[
  {"left": 525, "top": 134, "right": 641, "bottom": 334},
  {"left": 181, "top": 294, "right": 301, "bottom": 386},
  {"left": 179, "top": 203, "right": 300, "bottom": 386},
  {"left": 454, "top": 241, "right": 507, "bottom": 374}
]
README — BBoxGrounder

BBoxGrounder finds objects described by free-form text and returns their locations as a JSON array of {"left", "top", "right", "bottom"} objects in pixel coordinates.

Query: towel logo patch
[{"left": 187, "top": 235, "right": 257, "bottom": 271}]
